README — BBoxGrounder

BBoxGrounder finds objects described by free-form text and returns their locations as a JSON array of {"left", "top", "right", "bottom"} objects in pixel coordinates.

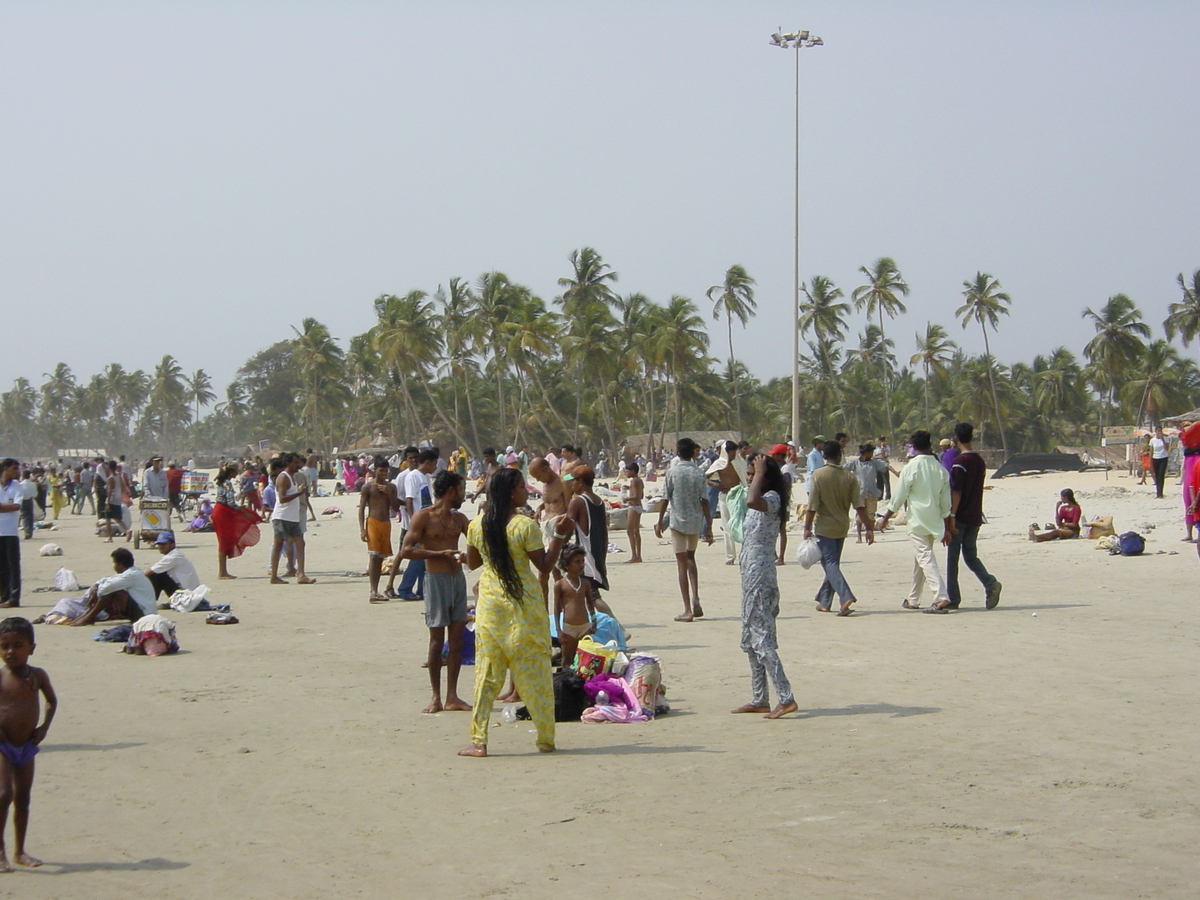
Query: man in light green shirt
[{"left": 879, "top": 431, "right": 953, "bottom": 611}]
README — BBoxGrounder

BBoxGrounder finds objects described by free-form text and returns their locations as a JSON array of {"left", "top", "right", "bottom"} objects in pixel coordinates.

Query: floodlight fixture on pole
[{"left": 771, "top": 28, "right": 823, "bottom": 445}]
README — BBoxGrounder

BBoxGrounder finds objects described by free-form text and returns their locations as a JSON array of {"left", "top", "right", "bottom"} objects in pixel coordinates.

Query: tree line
[{"left": 2, "top": 252, "right": 1198, "bottom": 461}]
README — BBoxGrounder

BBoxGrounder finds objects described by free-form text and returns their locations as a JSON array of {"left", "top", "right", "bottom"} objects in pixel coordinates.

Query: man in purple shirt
[{"left": 934, "top": 422, "right": 1001, "bottom": 611}]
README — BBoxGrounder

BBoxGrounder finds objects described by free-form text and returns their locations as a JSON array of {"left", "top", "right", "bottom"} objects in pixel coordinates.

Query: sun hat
[{"left": 769, "top": 443, "right": 791, "bottom": 456}]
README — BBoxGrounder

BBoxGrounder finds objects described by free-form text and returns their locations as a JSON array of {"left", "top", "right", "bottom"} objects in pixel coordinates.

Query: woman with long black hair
[{"left": 459, "top": 467, "right": 572, "bottom": 757}]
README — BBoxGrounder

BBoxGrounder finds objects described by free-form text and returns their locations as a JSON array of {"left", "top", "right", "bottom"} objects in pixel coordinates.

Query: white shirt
[
  {"left": 270, "top": 471, "right": 301, "bottom": 522},
  {"left": 147, "top": 549, "right": 200, "bottom": 591},
  {"left": 0, "top": 478, "right": 21, "bottom": 537},
  {"left": 1151, "top": 437, "right": 1169, "bottom": 460},
  {"left": 96, "top": 566, "right": 157, "bottom": 617},
  {"left": 402, "top": 468, "right": 433, "bottom": 530},
  {"left": 20, "top": 479, "right": 36, "bottom": 501}
]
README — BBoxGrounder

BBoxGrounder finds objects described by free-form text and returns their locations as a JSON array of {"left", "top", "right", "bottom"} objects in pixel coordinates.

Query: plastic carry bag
[
  {"left": 54, "top": 567, "right": 80, "bottom": 592},
  {"left": 796, "top": 537, "right": 822, "bottom": 569},
  {"left": 725, "top": 484, "right": 748, "bottom": 543}
]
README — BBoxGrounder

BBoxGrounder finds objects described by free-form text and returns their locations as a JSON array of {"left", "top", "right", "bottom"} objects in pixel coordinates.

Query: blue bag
[{"left": 1117, "top": 531, "right": 1145, "bottom": 556}]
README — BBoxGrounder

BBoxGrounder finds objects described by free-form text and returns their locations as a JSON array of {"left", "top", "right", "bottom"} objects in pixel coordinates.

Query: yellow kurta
[{"left": 467, "top": 514, "right": 554, "bottom": 750}]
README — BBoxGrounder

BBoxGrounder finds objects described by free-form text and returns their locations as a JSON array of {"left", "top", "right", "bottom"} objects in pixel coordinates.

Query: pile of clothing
[{"left": 544, "top": 641, "right": 668, "bottom": 725}]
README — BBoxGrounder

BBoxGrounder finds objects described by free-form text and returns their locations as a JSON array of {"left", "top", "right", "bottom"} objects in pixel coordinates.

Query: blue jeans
[
  {"left": 946, "top": 523, "right": 996, "bottom": 606},
  {"left": 398, "top": 557, "right": 425, "bottom": 598},
  {"left": 814, "top": 535, "right": 855, "bottom": 609}
]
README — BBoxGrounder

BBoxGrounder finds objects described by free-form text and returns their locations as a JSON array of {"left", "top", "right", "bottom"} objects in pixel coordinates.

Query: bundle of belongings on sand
[
  {"left": 94, "top": 615, "right": 179, "bottom": 656},
  {"left": 517, "top": 637, "right": 669, "bottom": 724}
]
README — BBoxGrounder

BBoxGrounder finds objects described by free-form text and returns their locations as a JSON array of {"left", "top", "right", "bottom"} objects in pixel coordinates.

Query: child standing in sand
[
  {"left": 0, "top": 617, "right": 56, "bottom": 871},
  {"left": 359, "top": 457, "right": 400, "bottom": 603},
  {"left": 554, "top": 548, "right": 595, "bottom": 668}
]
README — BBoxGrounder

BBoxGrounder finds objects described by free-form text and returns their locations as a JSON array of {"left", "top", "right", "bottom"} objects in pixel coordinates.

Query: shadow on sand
[{"left": 30, "top": 857, "right": 190, "bottom": 875}]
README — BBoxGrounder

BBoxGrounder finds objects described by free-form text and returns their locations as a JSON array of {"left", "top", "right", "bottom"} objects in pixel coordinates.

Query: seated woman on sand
[{"left": 1029, "top": 489, "right": 1082, "bottom": 542}]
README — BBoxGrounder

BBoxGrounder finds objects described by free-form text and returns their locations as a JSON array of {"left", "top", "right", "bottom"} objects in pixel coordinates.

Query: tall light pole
[{"left": 770, "top": 29, "right": 822, "bottom": 445}]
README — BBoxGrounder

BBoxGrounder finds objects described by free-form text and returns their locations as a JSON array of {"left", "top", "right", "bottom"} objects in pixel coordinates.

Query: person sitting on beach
[
  {"left": 0, "top": 616, "right": 57, "bottom": 870},
  {"left": 144, "top": 531, "right": 200, "bottom": 600},
  {"left": 70, "top": 547, "right": 156, "bottom": 626},
  {"left": 1029, "top": 489, "right": 1083, "bottom": 542},
  {"left": 554, "top": 547, "right": 594, "bottom": 669}
]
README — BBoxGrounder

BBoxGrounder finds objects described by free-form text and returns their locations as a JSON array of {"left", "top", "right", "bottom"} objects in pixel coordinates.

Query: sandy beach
[{"left": 5, "top": 465, "right": 1199, "bottom": 898}]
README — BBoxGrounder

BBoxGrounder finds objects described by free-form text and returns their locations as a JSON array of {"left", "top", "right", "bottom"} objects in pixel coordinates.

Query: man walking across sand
[
  {"left": 879, "top": 431, "right": 952, "bottom": 611},
  {"left": 402, "top": 470, "right": 472, "bottom": 713},
  {"left": 931, "top": 422, "right": 1001, "bottom": 612},
  {"left": 0, "top": 459, "right": 23, "bottom": 608},
  {"left": 805, "top": 441, "right": 874, "bottom": 616},
  {"left": 270, "top": 453, "right": 315, "bottom": 585},
  {"left": 655, "top": 437, "right": 713, "bottom": 622}
]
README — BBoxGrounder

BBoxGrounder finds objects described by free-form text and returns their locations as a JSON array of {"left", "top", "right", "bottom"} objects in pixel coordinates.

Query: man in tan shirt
[{"left": 804, "top": 440, "right": 873, "bottom": 616}]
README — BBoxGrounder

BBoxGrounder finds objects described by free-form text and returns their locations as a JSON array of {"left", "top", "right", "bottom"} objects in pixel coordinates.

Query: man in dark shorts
[
  {"left": 933, "top": 422, "right": 1001, "bottom": 612},
  {"left": 401, "top": 470, "right": 472, "bottom": 714}
]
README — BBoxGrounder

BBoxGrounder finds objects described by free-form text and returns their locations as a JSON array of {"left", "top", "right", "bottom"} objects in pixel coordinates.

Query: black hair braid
[{"left": 482, "top": 468, "right": 525, "bottom": 602}]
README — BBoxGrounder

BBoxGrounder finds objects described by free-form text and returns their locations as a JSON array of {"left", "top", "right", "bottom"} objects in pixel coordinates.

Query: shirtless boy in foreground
[
  {"left": 0, "top": 617, "right": 56, "bottom": 871},
  {"left": 402, "top": 470, "right": 472, "bottom": 714},
  {"left": 359, "top": 457, "right": 400, "bottom": 603}
]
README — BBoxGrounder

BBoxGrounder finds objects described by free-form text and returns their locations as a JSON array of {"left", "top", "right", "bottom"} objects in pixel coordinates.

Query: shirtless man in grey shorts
[{"left": 401, "top": 469, "right": 471, "bottom": 714}]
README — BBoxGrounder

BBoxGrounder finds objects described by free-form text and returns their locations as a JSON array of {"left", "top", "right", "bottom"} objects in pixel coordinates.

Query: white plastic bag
[
  {"left": 796, "top": 537, "right": 822, "bottom": 569},
  {"left": 39, "top": 543, "right": 63, "bottom": 557},
  {"left": 169, "top": 584, "right": 211, "bottom": 613},
  {"left": 54, "top": 567, "right": 80, "bottom": 592}
]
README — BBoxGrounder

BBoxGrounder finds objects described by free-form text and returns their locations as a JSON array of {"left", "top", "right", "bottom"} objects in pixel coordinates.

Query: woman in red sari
[{"left": 212, "top": 464, "right": 261, "bottom": 578}]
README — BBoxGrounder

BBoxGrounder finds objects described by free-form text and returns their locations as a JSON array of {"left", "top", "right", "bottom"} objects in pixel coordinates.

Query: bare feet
[
  {"left": 692, "top": 603, "right": 704, "bottom": 618},
  {"left": 297, "top": 576, "right": 317, "bottom": 585},
  {"left": 219, "top": 574, "right": 237, "bottom": 580},
  {"left": 0, "top": 852, "right": 10, "bottom": 872},
  {"left": 270, "top": 577, "right": 289, "bottom": 584},
  {"left": 838, "top": 600, "right": 856, "bottom": 617},
  {"left": 673, "top": 613, "right": 693, "bottom": 622},
  {"left": 765, "top": 700, "right": 799, "bottom": 719},
  {"left": 497, "top": 690, "right": 521, "bottom": 703},
  {"left": 724, "top": 559, "right": 736, "bottom": 566},
  {"left": 458, "top": 744, "right": 487, "bottom": 757},
  {"left": 422, "top": 699, "right": 443, "bottom": 714},
  {"left": 284, "top": 568, "right": 298, "bottom": 577},
  {"left": 369, "top": 592, "right": 388, "bottom": 603},
  {"left": 627, "top": 558, "right": 642, "bottom": 563},
  {"left": 538, "top": 745, "right": 556, "bottom": 753},
  {"left": 731, "top": 703, "right": 770, "bottom": 714},
  {"left": 443, "top": 698, "right": 472, "bottom": 711},
  {"left": 15, "top": 853, "right": 41, "bottom": 868},
  {"left": 775, "top": 557, "right": 785, "bottom": 566}
]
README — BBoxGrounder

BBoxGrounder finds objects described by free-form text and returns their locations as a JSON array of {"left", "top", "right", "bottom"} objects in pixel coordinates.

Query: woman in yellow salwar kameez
[
  {"left": 48, "top": 467, "right": 69, "bottom": 520},
  {"left": 459, "top": 467, "right": 571, "bottom": 758}
]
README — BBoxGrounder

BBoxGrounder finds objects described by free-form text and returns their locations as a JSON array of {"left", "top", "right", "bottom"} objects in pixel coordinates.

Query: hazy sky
[{"left": 3, "top": 1, "right": 1198, "bottom": 407}]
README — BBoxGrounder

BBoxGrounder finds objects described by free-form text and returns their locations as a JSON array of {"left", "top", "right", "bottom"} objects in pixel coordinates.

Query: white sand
[{"left": 6, "top": 467, "right": 1198, "bottom": 897}]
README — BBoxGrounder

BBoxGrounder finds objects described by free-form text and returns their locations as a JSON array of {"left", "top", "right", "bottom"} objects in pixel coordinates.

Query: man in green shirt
[
  {"left": 879, "top": 430, "right": 953, "bottom": 611},
  {"left": 804, "top": 441, "right": 874, "bottom": 616}
]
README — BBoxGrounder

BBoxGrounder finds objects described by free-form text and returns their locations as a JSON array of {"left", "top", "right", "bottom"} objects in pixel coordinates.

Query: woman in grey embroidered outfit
[{"left": 732, "top": 453, "right": 798, "bottom": 719}]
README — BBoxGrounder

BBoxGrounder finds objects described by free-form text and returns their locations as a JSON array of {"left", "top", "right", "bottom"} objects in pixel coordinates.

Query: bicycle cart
[
  {"left": 133, "top": 497, "right": 172, "bottom": 549},
  {"left": 180, "top": 471, "right": 210, "bottom": 515}
]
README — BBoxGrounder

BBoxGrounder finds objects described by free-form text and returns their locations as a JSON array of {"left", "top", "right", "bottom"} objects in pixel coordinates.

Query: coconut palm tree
[
  {"left": 557, "top": 248, "right": 618, "bottom": 440},
  {"left": 852, "top": 257, "right": 909, "bottom": 441},
  {"left": 371, "top": 292, "right": 442, "bottom": 441},
  {"left": 148, "top": 355, "right": 190, "bottom": 446},
  {"left": 185, "top": 369, "right": 217, "bottom": 423},
  {"left": 0, "top": 378, "right": 38, "bottom": 454},
  {"left": 956, "top": 272, "right": 1012, "bottom": 455},
  {"left": 1123, "top": 339, "right": 1192, "bottom": 426},
  {"left": 654, "top": 295, "right": 709, "bottom": 432},
  {"left": 1082, "top": 293, "right": 1150, "bottom": 429},
  {"left": 911, "top": 323, "right": 957, "bottom": 428},
  {"left": 438, "top": 277, "right": 482, "bottom": 453},
  {"left": 798, "top": 275, "right": 850, "bottom": 342},
  {"left": 706, "top": 264, "right": 757, "bottom": 436},
  {"left": 1164, "top": 269, "right": 1200, "bottom": 359},
  {"left": 292, "top": 318, "right": 348, "bottom": 451}
]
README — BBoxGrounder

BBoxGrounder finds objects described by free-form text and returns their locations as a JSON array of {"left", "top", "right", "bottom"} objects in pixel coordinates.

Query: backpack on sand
[{"left": 1115, "top": 531, "right": 1145, "bottom": 556}]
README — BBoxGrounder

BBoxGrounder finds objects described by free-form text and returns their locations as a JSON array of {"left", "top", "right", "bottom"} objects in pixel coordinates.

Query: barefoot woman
[
  {"left": 211, "top": 464, "right": 261, "bottom": 579},
  {"left": 459, "top": 468, "right": 571, "bottom": 757},
  {"left": 731, "top": 453, "right": 798, "bottom": 720}
]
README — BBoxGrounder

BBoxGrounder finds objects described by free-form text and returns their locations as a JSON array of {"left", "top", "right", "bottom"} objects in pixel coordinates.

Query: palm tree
[
  {"left": 1164, "top": 269, "right": 1200, "bottom": 360},
  {"left": 1082, "top": 293, "right": 1150, "bottom": 429},
  {"left": 148, "top": 355, "right": 189, "bottom": 446},
  {"left": 654, "top": 295, "right": 709, "bottom": 432},
  {"left": 370, "top": 292, "right": 441, "bottom": 441},
  {"left": 798, "top": 275, "right": 850, "bottom": 342},
  {"left": 911, "top": 323, "right": 957, "bottom": 428},
  {"left": 852, "top": 257, "right": 909, "bottom": 441},
  {"left": 557, "top": 248, "right": 618, "bottom": 441},
  {"left": 706, "top": 264, "right": 756, "bottom": 436},
  {"left": 1032, "top": 348, "right": 1089, "bottom": 442},
  {"left": 185, "top": 369, "right": 217, "bottom": 423},
  {"left": 0, "top": 378, "right": 38, "bottom": 454},
  {"left": 292, "top": 318, "right": 347, "bottom": 451},
  {"left": 1123, "top": 339, "right": 1191, "bottom": 426},
  {"left": 956, "top": 272, "right": 1012, "bottom": 455},
  {"left": 439, "top": 277, "right": 482, "bottom": 453}
]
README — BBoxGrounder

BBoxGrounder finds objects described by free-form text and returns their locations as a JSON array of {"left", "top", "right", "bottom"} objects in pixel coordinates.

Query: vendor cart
[
  {"left": 133, "top": 497, "right": 172, "bottom": 549},
  {"left": 180, "top": 471, "right": 210, "bottom": 515}
]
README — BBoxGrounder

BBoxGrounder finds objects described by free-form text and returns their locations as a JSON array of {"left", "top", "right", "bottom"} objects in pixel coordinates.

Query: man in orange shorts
[{"left": 358, "top": 456, "right": 400, "bottom": 603}]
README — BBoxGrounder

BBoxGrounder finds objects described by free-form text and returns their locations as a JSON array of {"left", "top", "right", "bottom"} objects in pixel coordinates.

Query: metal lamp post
[{"left": 770, "top": 29, "right": 823, "bottom": 445}]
